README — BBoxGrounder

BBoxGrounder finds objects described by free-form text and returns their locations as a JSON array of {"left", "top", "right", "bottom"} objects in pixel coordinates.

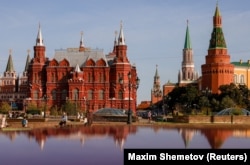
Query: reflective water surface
[{"left": 1, "top": 125, "right": 250, "bottom": 165}]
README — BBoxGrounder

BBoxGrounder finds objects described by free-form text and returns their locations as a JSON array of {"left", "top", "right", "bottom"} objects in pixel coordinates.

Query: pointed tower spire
[
  {"left": 36, "top": 23, "right": 44, "bottom": 46},
  {"left": 74, "top": 64, "right": 81, "bottom": 72},
  {"left": 118, "top": 21, "right": 125, "bottom": 45},
  {"left": 5, "top": 49, "right": 15, "bottom": 72},
  {"left": 79, "top": 31, "right": 85, "bottom": 52},
  {"left": 24, "top": 49, "right": 31, "bottom": 72},
  {"left": 154, "top": 64, "right": 159, "bottom": 80},
  {"left": 184, "top": 20, "right": 192, "bottom": 49},
  {"left": 209, "top": 2, "right": 226, "bottom": 49},
  {"left": 112, "top": 30, "right": 118, "bottom": 53}
]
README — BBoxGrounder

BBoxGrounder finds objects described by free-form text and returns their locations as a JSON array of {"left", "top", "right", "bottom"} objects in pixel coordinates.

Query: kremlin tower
[{"left": 201, "top": 4, "right": 234, "bottom": 93}]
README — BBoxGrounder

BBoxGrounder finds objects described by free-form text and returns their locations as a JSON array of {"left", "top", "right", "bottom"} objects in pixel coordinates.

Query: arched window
[
  {"left": 73, "top": 88, "right": 79, "bottom": 100},
  {"left": 98, "top": 90, "right": 104, "bottom": 100},
  {"left": 87, "top": 90, "right": 93, "bottom": 100},
  {"left": 118, "top": 90, "right": 123, "bottom": 100}
]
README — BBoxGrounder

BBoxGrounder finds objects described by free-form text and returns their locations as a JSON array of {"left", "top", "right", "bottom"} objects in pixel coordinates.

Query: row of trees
[
  {"left": 0, "top": 100, "right": 85, "bottom": 117},
  {"left": 160, "top": 83, "right": 250, "bottom": 115}
]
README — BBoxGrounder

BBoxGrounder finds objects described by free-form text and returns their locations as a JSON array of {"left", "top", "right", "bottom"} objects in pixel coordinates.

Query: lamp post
[
  {"left": 83, "top": 96, "right": 87, "bottom": 116},
  {"left": 43, "top": 94, "right": 49, "bottom": 118},
  {"left": 127, "top": 72, "right": 132, "bottom": 124},
  {"left": 119, "top": 71, "right": 140, "bottom": 124},
  {"left": 24, "top": 101, "right": 27, "bottom": 114}
]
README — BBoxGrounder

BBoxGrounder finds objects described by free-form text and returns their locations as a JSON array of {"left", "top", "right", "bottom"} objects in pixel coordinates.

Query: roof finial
[
  {"left": 120, "top": 20, "right": 123, "bottom": 29},
  {"left": 36, "top": 22, "right": 44, "bottom": 46},
  {"left": 118, "top": 20, "right": 125, "bottom": 45},
  {"left": 27, "top": 49, "right": 30, "bottom": 55},
  {"left": 114, "top": 30, "right": 118, "bottom": 45},
  {"left": 80, "top": 31, "right": 84, "bottom": 45},
  {"left": 79, "top": 31, "right": 85, "bottom": 52},
  {"left": 187, "top": 19, "right": 189, "bottom": 26},
  {"left": 9, "top": 49, "right": 12, "bottom": 55}
]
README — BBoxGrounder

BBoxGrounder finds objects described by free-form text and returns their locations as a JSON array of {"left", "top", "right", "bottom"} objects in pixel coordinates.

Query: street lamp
[
  {"left": 83, "top": 96, "right": 87, "bottom": 116},
  {"left": 119, "top": 72, "right": 140, "bottom": 124},
  {"left": 42, "top": 94, "right": 49, "bottom": 118},
  {"left": 23, "top": 100, "right": 27, "bottom": 114}
]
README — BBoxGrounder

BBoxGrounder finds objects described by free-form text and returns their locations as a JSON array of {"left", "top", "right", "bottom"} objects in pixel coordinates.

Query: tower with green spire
[
  {"left": 178, "top": 20, "right": 198, "bottom": 86},
  {"left": 201, "top": 3, "right": 234, "bottom": 94}
]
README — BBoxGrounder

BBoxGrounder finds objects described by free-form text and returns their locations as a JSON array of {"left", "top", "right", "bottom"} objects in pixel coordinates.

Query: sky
[{"left": 0, "top": 0, "right": 250, "bottom": 104}]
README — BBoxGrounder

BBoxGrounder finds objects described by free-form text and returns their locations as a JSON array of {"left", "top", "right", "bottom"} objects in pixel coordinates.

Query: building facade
[
  {"left": 232, "top": 60, "right": 250, "bottom": 87},
  {"left": 0, "top": 22, "right": 139, "bottom": 114}
]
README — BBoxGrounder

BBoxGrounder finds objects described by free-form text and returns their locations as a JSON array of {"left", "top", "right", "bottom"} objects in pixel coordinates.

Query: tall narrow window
[
  {"left": 118, "top": 90, "right": 123, "bottom": 100},
  {"left": 233, "top": 74, "right": 237, "bottom": 83},
  {"left": 98, "top": 90, "right": 104, "bottom": 100},
  {"left": 240, "top": 75, "right": 245, "bottom": 84},
  {"left": 87, "top": 90, "right": 93, "bottom": 100}
]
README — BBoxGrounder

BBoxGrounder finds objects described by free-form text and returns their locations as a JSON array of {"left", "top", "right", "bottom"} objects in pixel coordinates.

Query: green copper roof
[
  {"left": 5, "top": 54, "right": 15, "bottom": 72},
  {"left": 209, "top": 27, "right": 227, "bottom": 49},
  {"left": 231, "top": 61, "right": 250, "bottom": 67},
  {"left": 184, "top": 24, "right": 192, "bottom": 49}
]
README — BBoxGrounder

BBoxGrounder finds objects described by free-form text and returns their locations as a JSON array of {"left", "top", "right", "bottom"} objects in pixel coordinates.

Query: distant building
[
  {"left": 151, "top": 65, "right": 162, "bottom": 105},
  {"left": 232, "top": 60, "right": 250, "bottom": 87}
]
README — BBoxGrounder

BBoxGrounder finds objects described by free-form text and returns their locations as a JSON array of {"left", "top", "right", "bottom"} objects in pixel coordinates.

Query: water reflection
[{"left": 1, "top": 125, "right": 250, "bottom": 165}]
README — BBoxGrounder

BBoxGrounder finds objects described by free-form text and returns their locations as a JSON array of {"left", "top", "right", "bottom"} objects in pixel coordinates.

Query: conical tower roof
[
  {"left": 5, "top": 50, "right": 15, "bottom": 72},
  {"left": 184, "top": 20, "right": 192, "bottom": 49},
  {"left": 208, "top": 3, "right": 227, "bottom": 49},
  {"left": 24, "top": 50, "right": 31, "bottom": 72}
]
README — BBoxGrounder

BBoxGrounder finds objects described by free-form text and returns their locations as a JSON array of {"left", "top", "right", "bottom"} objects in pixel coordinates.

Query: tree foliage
[
  {"left": 164, "top": 83, "right": 250, "bottom": 115},
  {"left": 0, "top": 102, "right": 11, "bottom": 114}
]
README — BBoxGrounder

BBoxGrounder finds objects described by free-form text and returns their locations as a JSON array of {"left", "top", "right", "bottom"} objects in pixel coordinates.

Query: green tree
[
  {"left": 0, "top": 102, "right": 11, "bottom": 114},
  {"left": 26, "top": 103, "right": 41, "bottom": 115},
  {"left": 61, "top": 101, "right": 77, "bottom": 116},
  {"left": 220, "top": 95, "right": 235, "bottom": 110}
]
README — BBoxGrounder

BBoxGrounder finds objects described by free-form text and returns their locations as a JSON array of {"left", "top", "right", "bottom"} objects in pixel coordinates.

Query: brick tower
[{"left": 201, "top": 3, "right": 234, "bottom": 93}]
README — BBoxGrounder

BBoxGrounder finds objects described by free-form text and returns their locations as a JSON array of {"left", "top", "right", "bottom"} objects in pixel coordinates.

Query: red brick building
[{"left": 0, "top": 22, "right": 139, "bottom": 114}]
